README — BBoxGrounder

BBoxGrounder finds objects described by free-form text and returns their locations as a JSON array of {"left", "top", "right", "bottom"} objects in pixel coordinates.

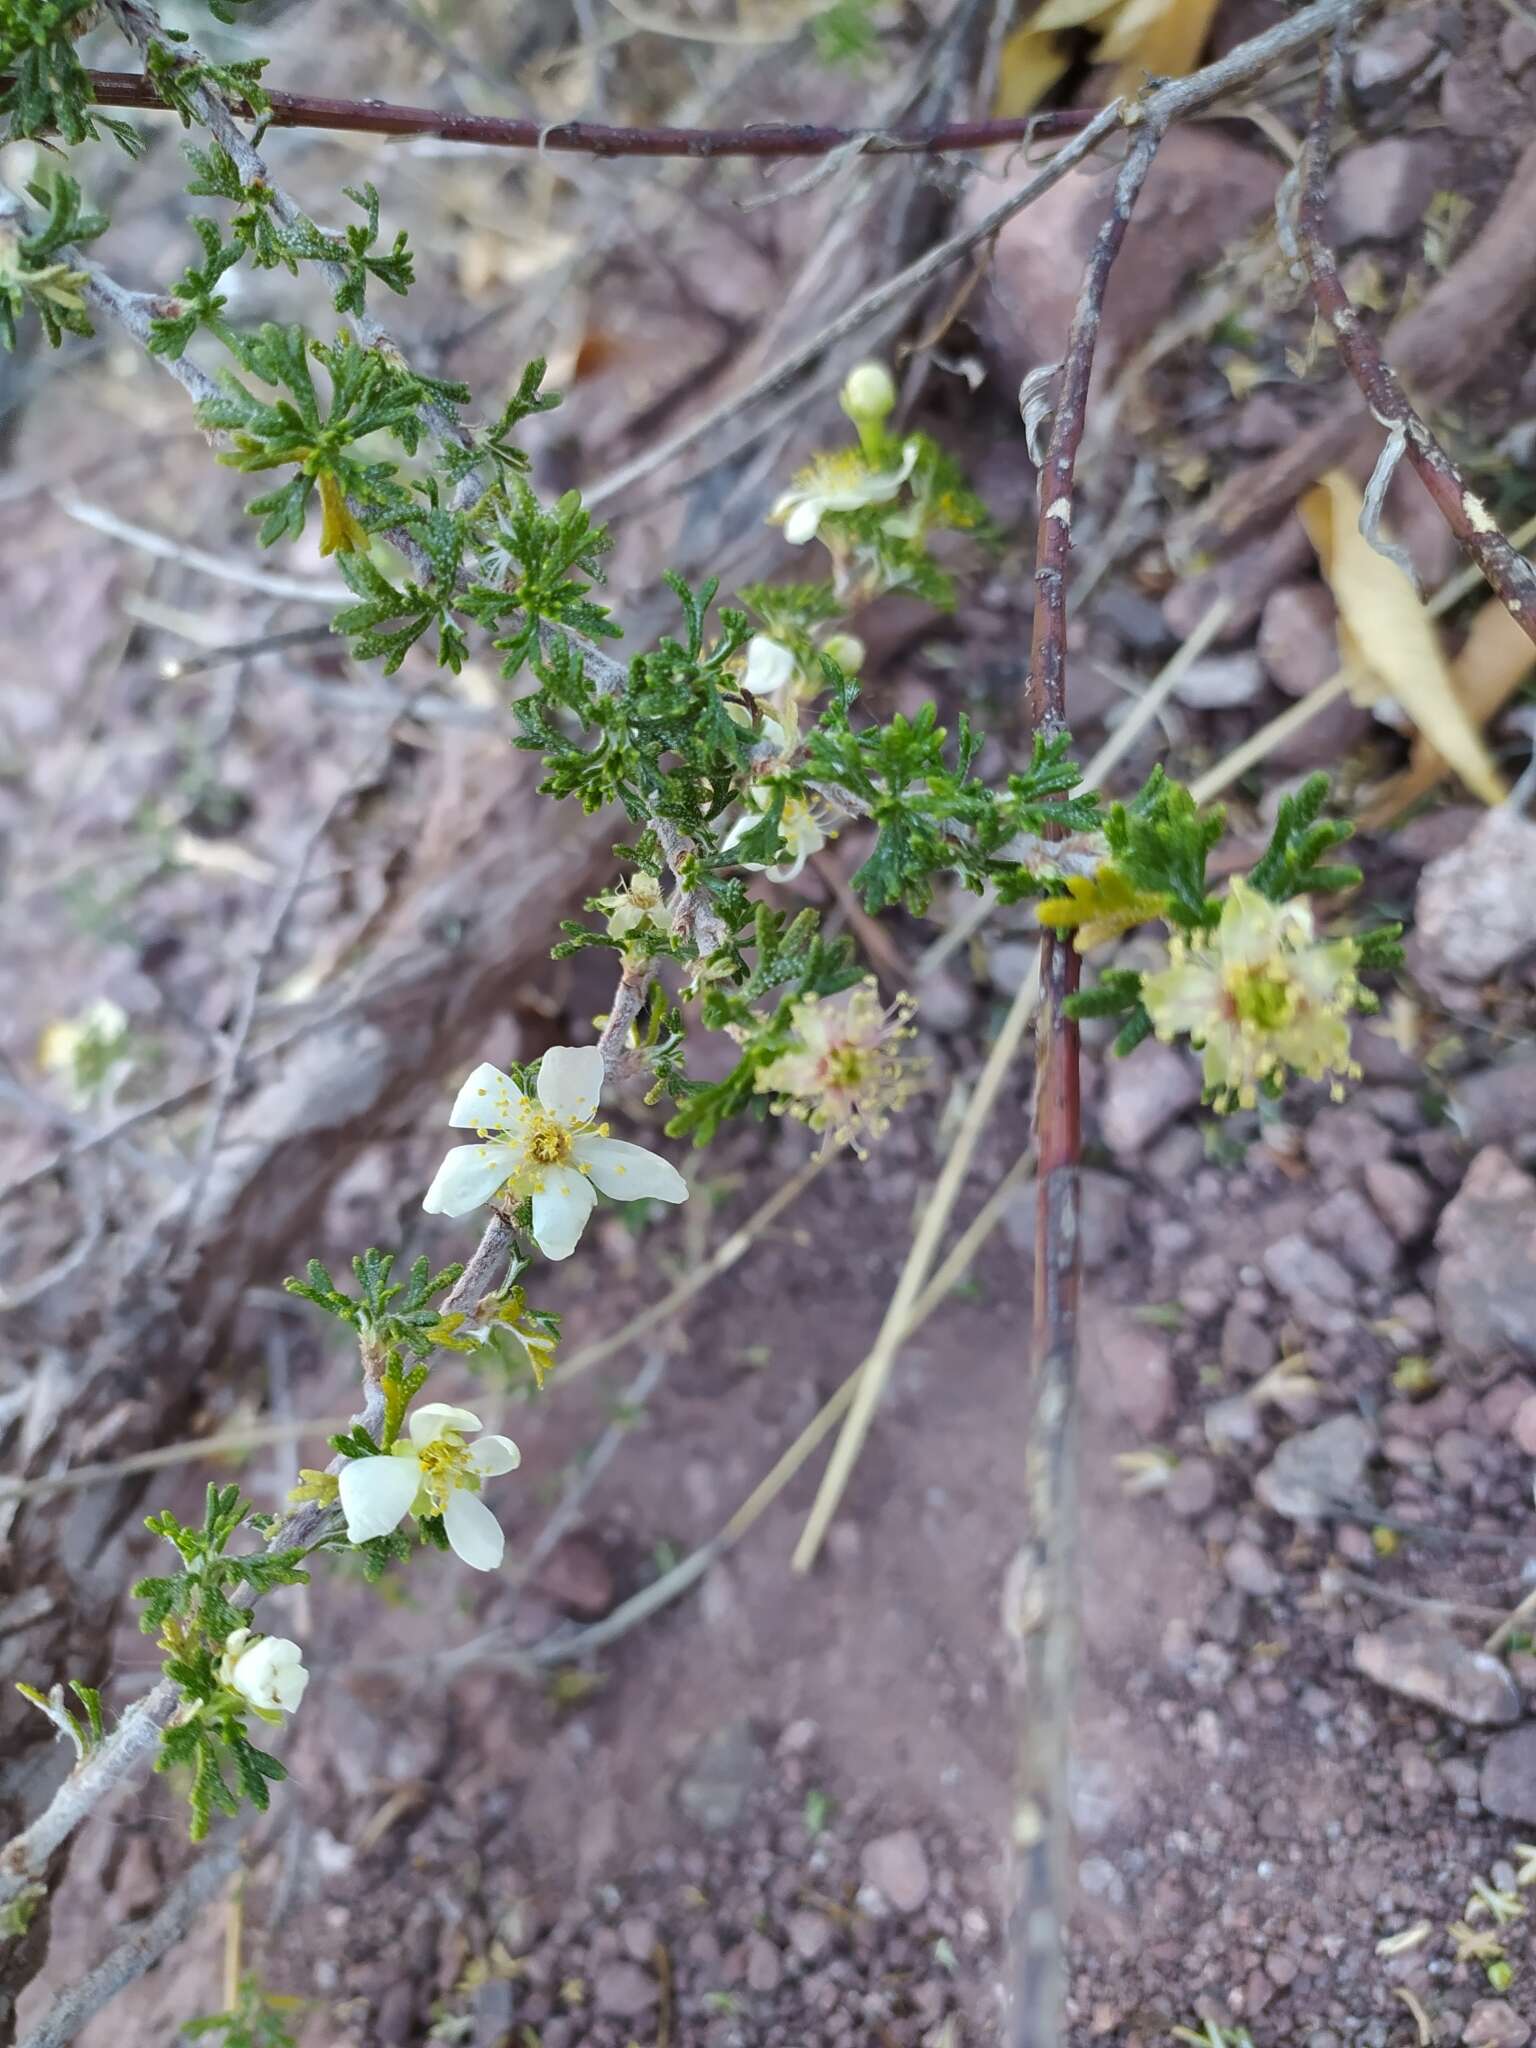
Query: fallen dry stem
[{"left": 1296, "top": 38, "right": 1536, "bottom": 647}]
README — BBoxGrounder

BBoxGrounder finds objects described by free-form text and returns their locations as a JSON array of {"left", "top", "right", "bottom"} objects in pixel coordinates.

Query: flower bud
[
  {"left": 220, "top": 1628, "right": 309, "bottom": 1714},
  {"left": 819, "top": 632, "right": 866, "bottom": 675},
  {"left": 840, "top": 361, "right": 896, "bottom": 426}
]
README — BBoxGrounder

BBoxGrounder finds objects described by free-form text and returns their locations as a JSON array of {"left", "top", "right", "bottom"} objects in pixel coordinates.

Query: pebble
[
  {"left": 1450, "top": 1053, "right": 1536, "bottom": 1162},
  {"left": 620, "top": 1916, "right": 657, "bottom": 1963},
  {"left": 1262, "top": 1234, "right": 1356, "bottom": 1334},
  {"left": 1255, "top": 1413, "right": 1377, "bottom": 1520},
  {"left": 1502, "top": 16, "right": 1536, "bottom": 72},
  {"left": 1436, "top": 1148, "right": 1536, "bottom": 1364},
  {"left": 1224, "top": 1538, "right": 1281, "bottom": 1597},
  {"left": 1087, "top": 1306, "right": 1177, "bottom": 1435},
  {"left": 1309, "top": 1186, "right": 1399, "bottom": 1284},
  {"left": 1100, "top": 1039, "right": 1202, "bottom": 1157},
  {"left": 860, "top": 1829, "right": 931, "bottom": 1913},
  {"left": 1415, "top": 811, "right": 1536, "bottom": 982},
  {"left": 1351, "top": 12, "right": 1439, "bottom": 97},
  {"left": 1172, "top": 652, "right": 1266, "bottom": 709},
  {"left": 1328, "top": 138, "right": 1445, "bottom": 244},
  {"left": 1363, "top": 1160, "right": 1436, "bottom": 1245},
  {"left": 745, "top": 1933, "right": 783, "bottom": 1993},
  {"left": 534, "top": 1532, "right": 616, "bottom": 1618},
  {"left": 787, "top": 1910, "right": 833, "bottom": 1961},
  {"left": 675, "top": 1721, "right": 764, "bottom": 1834},
  {"left": 593, "top": 1960, "right": 659, "bottom": 2018},
  {"left": 1515, "top": 1395, "right": 1536, "bottom": 1459},
  {"left": 1353, "top": 1621, "right": 1522, "bottom": 1726},
  {"left": 1463, "top": 2001, "right": 1533, "bottom": 2048},
  {"left": 1166, "top": 1457, "right": 1219, "bottom": 1519},
  {"left": 1480, "top": 1724, "right": 1536, "bottom": 1823}
]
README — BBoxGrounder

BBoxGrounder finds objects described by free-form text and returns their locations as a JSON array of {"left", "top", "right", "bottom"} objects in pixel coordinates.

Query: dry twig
[{"left": 1294, "top": 38, "right": 1536, "bottom": 647}]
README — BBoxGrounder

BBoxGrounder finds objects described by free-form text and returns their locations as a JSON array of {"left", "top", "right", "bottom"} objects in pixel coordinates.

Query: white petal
[
  {"left": 467, "top": 1433, "right": 521, "bottom": 1477},
  {"left": 741, "top": 635, "right": 797, "bottom": 696},
  {"left": 339, "top": 1453, "right": 421, "bottom": 1543},
  {"left": 783, "top": 500, "right": 821, "bottom": 546},
  {"left": 422, "top": 1142, "right": 518, "bottom": 1217},
  {"left": 448, "top": 1062, "right": 522, "bottom": 1130},
  {"left": 572, "top": 1134, "right": 688, "bottom": 1205},
  {"left": 536, "top": 1044, "right": 605, "bottom": 1124},
  {"left": 408, "top": 1401, "right": 482, "bottom": 1447},
  {"left": 443, "top": 1488, "right": 505, "bottom": 1571},
  {"left": 530, "top": 1166, "right": 597, "bottom": 1260}
]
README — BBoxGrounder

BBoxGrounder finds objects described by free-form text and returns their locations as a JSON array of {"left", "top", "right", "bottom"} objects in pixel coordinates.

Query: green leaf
[{"left": 1247, "top": 771, "right": 1361, "bottom": 903}]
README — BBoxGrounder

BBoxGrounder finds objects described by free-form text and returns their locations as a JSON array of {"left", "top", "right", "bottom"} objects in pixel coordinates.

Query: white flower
[
  {"left": 220, "top": 1628, "right": 309, "bottom": 1715},
  {"left": 596, "top": 871, "right": 670, "bottom": 941},
  {"left": 740, "top": 634, "right": 798, "bottom": 697},
  {"left": 722, "top": 788, "right": 836, "bottom": 883},
  {"left": 770, "top": 438, "right": 920, "bottom": 546},
  {"left": 338, "top": 1402, "right": 520, "bottom": 1571},
  {"left": 422, "top": 1047, "right": 688, "bottom": 1260}
]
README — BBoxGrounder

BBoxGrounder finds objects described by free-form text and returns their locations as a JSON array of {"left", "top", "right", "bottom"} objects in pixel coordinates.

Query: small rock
[
  {"left": 1353, "top": 1620, "right": 1521, "bottom": 1726},
  {"left": 915, "top": 966, "right": 976, "bottom": 1036},
  {"left": 1328, "top": 138, "right": 1444, "bottom": 244},
  {"left": 1436, "top": 1147, "right": 1536, "bottom": 1363},
  {"left": 745, "top": 1933, "right": 783, "bottom": 1994},
  {"left": 1309, "top": 1186, "right": 1399, "bottom": 1283},
  {"left": 675, "top": 1721, "right": 763, "bottom": 1834},
  {"left": 1205, "top": 1392, "right": 1264, "bottom": 1450},
  {"left": 1451, "top": 1053, "right": 1536, "bottom": 1162},
  {"left": 1502, "top": 16, "right": 1536, "bottom": 72},
  {"left": 1255, "top": 1413, "right": 1376, "bottom": 1520},
  {"left": 1258, "top": 583, "right": 1339, "bottom": 698},
  {"left": 1352, "top": 13, "right": 1439, "bottom": 97},
  {"left": 1172, "top": 652, "right": 1265, "bottom": 709},
  {"left": 620, "top": 1917, "right": 657, "bottom": 1963},
  {"left": 1221, "top": 1305, "right": 1277, "bottom": 1379},
  {"left": 532, "top": 1532, "right": 616, "bottom": 1618},
  {"left": 1416, "top": 812, "right": 1536, "bottom": 982},
  {"left": 1480, "top": 1724, "right": 1536, "bottom": 1822},
  {"left": 1100, "top": 1039, "right": 1202, "bottom": 1157},
  {"left": 1262, "top": 1234, "right": 1356, "bottom": 1333},
  {"left": 787, "top": 1910, "right": 833, "bottom": 1961},
  {"left": 1514, "top": 1395, "right": 1536, "bottom": 1458},
  {"left": 1224, "top": 1538, "right": 1281, "bottom": 1597},
  {"left": 1166, "top": 1457, "right": 1219, "bottom": 1518},
  {"left": 592, "top": 1961, "right": 658, "bottom": 2018},
  {"left": 1086, "top": 1306, "right": 1176, "bottom": 1435},
  {"left": 860, "top": 1829, "right": 931, "bottom": 1913},
  {"left": 1363, "top": 1160, "right": 1436, "bottom": 1245},
  {"left": 1434, "top": 1427, "right": 1483, "bottom": 1489},
  {"left": 1464, "top": 2000, "right": 1533, "bottom": 2048}
]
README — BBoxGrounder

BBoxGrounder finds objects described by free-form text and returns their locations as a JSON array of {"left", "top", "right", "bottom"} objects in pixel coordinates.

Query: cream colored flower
[
  {"left": 770, "top": 439, "right": 920, "bottom": 546},
  {"left": 338, "top": 1402, "right": 519, "bottom": 1571},
  {"left": 1140, "top": 877, "right": 1365, "bottom": 1112},
  {"left": 220, "top": 1628, "right": 308, "bottom": 1715},
  {"left": 740, "top": 634, "right": 799, "bottom": 697},
  {"left": 596, "top": 872, "right": 671, "bottom": 942},
  {"left": 722, "top": 788, "right": 837, "bottom": 883},
  {"left": 423, "top": 1049, "right": 688, "bottom": 1259},
  {"left": 756, "top": 978, "right": 920, "bottom": 1154}
]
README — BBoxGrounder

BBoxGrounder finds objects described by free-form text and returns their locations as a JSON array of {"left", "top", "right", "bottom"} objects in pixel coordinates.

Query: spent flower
[
  {"left": 770, "top": 438, "right": 919, "bottom": 547},
  {"left": 423, "top": 1049, "right": 688, "bottom": 1259},
  {"left": 723, "top": 786, "right": 838, "bottom": 884},
  {"left": 1140, "top": 876, "right": 1365, "bottom": 1112},
  {"left": 338, "top": 1402, "right": 519, "bottom": 1570},
  {"left": 756, "top": 978, "right": 920, "bottom": 1154}
]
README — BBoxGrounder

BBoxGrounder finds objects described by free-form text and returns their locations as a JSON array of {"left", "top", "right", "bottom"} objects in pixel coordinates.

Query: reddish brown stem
[
  {"left": 1012, "top": 119, "right": 1162, "bottom": 2048},
  {"left": 1296, "top": 43, "right": 1536, "bottom": 646},
  {"left": 56, "top": 68, "right": 1093, "bottom": 158}
]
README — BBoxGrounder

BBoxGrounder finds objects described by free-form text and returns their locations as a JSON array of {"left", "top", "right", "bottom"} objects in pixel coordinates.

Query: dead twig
[
  {"left": 58, "top": 68, "right": 1092, "bottom": 156},
  {"left": 1295, "top": 37, "right": 1536, "bottom": 647},
  {"left": 16, "top": 1838, "right": 242, "bottom": 2048}
]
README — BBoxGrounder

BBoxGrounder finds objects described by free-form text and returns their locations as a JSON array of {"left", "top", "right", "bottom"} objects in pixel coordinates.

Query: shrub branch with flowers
[{"left": 1, "top": 0, "right": 1408, "bottom": 2025}]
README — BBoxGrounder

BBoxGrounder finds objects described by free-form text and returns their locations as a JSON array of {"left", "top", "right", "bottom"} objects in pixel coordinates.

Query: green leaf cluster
[
  {"left": 184, "top": 1974, "right": 301, "bottom": 2048},
  {"left": 0, "top": 171, "right": 104, "bottom": 349},
  {"left": 1, "top": 0, "right": 139, "bottom": 148}
]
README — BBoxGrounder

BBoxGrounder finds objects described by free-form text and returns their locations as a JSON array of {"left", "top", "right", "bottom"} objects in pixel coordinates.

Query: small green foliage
[
  {"left": 1101, "top": 767, "right": 1224, "bottom": 931},
  {"left": 14, "top": 1677, "right": 104, "bottom": 1762},
  {"left": 199, "top": 324, "right": 436, "bottom": 551},
  {"left": 149, "top": 216, "right": 243, "bottom": 357},
  {"left": 145, "top": 37, "right": 270, "bottom": 128},
  {"left": 1, "top": 0, "right": 140, "bottom": 148},
  {"left": 811, "top": 0, "right": 881, "bottom": 65},
  {"left": 0, "top": 1881, "right": 45, "bottom": 1939},
  {"left": 1248, "top": 771, "right": 1361, "bottom": 902},
  {"left": 183, "top": 1974, "right": 302, "bottom": 2048},
  {"left": 284, "top": 1247, "right": 465, "bottom": 1370},
  {"left": 133, "top": 1487, "right": 308, "bottom": 1839},
  {"left": 0, "top": 172, "right": 105, "bottom": 350}
]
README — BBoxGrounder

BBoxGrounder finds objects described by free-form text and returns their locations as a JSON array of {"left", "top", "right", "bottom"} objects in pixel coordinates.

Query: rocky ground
[{"left": 7, "top": 0, "right": 1536, "bottom": 2045}]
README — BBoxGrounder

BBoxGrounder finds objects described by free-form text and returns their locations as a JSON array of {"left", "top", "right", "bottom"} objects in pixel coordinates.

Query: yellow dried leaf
[
  {"left": 993, "top": 25, "right": 1073, "bottom": 114},
  {"left": 1363, "top": 593, "right": 1535, "bottom": 822},
  {"left": 1096, "top": 0, "right": 1221, "bottom": 83},
  {"left": 1299, "top": 469, "right": 1506, "bottom": 806},
  {"left": 1028, "top": 0, "right": 1120, "bottom": 31},
  {"left": 1036, "top": 866, "right": 1171, "bottom": 951}
]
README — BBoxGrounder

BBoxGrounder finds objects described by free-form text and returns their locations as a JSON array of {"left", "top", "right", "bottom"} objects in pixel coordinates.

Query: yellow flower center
[
  {"left": 825, "top": 1045, "right": 872, "bottom": 1090},
  {"left": 1225, "top": 962, "right": 1299, "bottom": 1033},
  {"left": 416, "top": 1435, "right": 471, "bottom": 1510},
  {"left": 525, "top": 1113, "right": 573, "bottom": 1167}
]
